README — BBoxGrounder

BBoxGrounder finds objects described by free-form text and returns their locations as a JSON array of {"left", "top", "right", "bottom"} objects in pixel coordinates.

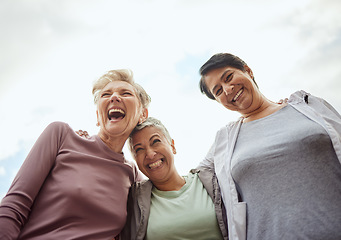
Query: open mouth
[
  {"left": 148, "top": 159, "right": 163, "bottom": 169},
  {"left": 108, "top": 108, "right": 126, "bottom": 120},
  {"left": 232, "top": 88, "right": 243, "bottom": 102}
]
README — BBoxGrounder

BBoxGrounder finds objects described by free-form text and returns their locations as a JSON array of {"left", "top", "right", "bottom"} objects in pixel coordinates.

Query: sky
[{"left": 1, "top": 0, "right": 341, "bottom": 199}]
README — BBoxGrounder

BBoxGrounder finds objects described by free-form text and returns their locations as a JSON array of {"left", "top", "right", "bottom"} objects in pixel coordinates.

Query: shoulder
[
  {"left": 217, "top": 119, "right": 241, "bottom": 134},
  {"left": 289, "top": 90, "right": 337, "bottom": 110},
  {"left": 38, "top": 121, "right": 72, "bottom": 140},
  {"left": 132, "top": 179, "right": 152, "bottom": 191},
  {"left": 189, "top": 168, "right": 217, "bottom": 199},
  {"left": 136, "top": 179, "right": 152, "bottom": 188},
  {"left": 129, "top": 179, "right": 152, "bottom": 198},
  {"left": 190, "top": 167, "right": 214, "bottom": 175},
  {"left": 288, "top": 90, "right": 327, "bottom": 105},
  {"left": 288, "top": 90, "right": 310, "bottom": 104},
  {"left": 190, "top": 167, "right": 215, "bottom": 181},
  {"left": 213, "top": 119, "right": 241, "bottom": 144},
  {"left": 45, "top": 121, "right": 72, "bottom": 132}
]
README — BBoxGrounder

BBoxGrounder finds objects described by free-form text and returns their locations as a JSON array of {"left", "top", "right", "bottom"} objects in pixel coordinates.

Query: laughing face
[
  {"left": 96, "top": 81, "right": 146, "bottom": 142},
  {"left": 131, "top": 126, "right": 177, "bottom": 184},
  {"left": 204, "top": 66, "right": 264, "bottom": 116}
]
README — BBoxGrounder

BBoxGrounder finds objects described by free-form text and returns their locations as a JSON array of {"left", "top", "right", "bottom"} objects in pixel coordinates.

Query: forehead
[
  {"left": 132, "top": 126, "right": 164, "bottom": 143},
  {"left": 205, "top": 66, "right": 230, "bottom": 82},
  {"left": 102, "top": 80, "right": 135, "bottom": 92}
]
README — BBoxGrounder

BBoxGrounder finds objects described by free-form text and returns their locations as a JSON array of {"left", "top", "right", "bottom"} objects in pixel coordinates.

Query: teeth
[
  {"left": 109, "top": 108, "right": 125, "bottom": 115},
  {"left": 233, "top": 89, "right": 243, "bottom": 101},
  {"left": 148, "top": 160, "right": 162, "bottom": 169}
]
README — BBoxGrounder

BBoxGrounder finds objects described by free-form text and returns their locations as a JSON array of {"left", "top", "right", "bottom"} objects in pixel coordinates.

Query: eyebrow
[
  {"left": 102, "top": 86, "right": 134, "bottom": 93},
  {"left": 221, "top": 69, "right": 232, "bottom": 81},
  {"left": 211, "top": 70, "right": 232, "bottom": 95},
  {"left": 133, "top": 133, "right": 160, "bottom": 149},
  {"left": 133, "top": 143, "right": 141, "bottom": 149},
  {"left": 121, "top": 87, "right": 134, "bottom": 92},
  {"left": 149, "top": 134, "right": 161, "bottom": 141}
]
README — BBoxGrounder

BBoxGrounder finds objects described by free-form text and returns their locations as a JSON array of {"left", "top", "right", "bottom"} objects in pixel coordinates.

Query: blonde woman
[{"left": 0, "top": 69, "right": 150, "bottom": 239}]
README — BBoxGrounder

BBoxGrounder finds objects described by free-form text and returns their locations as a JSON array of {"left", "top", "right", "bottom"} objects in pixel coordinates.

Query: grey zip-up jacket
[
  {"left": 198, "top": 90, "right": 341, "bottom": 240},
  {"left": 121, "top": 168, "right": 229, "bottom": 240}
]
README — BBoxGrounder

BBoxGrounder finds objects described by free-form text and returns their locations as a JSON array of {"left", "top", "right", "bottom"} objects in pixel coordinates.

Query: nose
[
  {"left": 145, "top": 148, "right": 156, "bottom": 160},
  {"left": 222, "top": 83, "right": 234, "bottom": 95},
  {"left": 110, "top": 92, "right": 121, "bottom": 102}
]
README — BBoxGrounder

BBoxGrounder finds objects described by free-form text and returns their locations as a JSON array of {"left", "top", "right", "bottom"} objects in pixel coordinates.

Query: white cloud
[
  {"left": 0, "top": 0, "right": 340, "bottom": 191},
  {"left": 0, "top": 166, "right": 5, "bottom": 176}
]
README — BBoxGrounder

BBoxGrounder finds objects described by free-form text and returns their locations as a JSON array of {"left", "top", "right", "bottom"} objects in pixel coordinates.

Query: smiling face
[
  {"left": 131, "top": 126, "right": 177, "bottom": 184},
  {"left": 96, "top": 81, "right": 146, "bottom": 143},
  {"left": 204, "top": 66, "right": 264, "bottom": 116}
]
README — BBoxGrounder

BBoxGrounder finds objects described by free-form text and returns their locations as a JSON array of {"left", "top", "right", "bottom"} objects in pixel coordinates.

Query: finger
[{"left": 76, "top": 130, "right": 84, "bottom": 136}]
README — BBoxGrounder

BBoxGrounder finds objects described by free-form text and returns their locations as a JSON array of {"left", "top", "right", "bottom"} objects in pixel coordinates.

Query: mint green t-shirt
[{"left": 145, "top": 172, "right": 223, "bottom": 240}]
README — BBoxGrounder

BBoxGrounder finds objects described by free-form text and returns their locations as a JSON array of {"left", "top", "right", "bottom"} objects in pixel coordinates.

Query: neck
[
  {"left": 153, "top": 172, "right": 186, "bottom": 191},
  {"left": 97, "top": 132, "right": 126, "bottom": 153},
  {"left": 242, "top": 99, "right": 284, "bottom": 122}
]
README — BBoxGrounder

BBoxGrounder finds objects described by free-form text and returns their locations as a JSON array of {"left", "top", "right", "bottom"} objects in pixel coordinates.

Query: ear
[
  {"left": 171, "top": 139, "right": 176, "bottom": 154},
  {"left": 244, "top": 65, "right": 254, "bottom": 80},
  {"left": 138, "top": 108, "right": 148, "bottom": 124}
]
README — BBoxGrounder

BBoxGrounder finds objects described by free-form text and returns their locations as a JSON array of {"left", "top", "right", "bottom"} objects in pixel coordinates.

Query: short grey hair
[
  {"left": 92, "top": 69, "right": 151, "bottom": 108},
  {"left": 128, "top": 117, "right": 172, "bottom": 155}
]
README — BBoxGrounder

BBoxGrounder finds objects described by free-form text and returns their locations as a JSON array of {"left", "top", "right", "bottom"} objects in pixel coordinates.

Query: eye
[
  {"left": 215, "top": 87, "right": 223, "bottom": 97},
  {"left": 122, "top": 91, "right": 133, "bottom": 96},
  {"left": 225, "top": 73, "right": 233, "bottom": 83},
  {"left": 120, "top": 89, "right": 134, "bottom": 96},
  {"left": 134, "top": 147, "right": 143, "bottom": 154},
  {"left": 152, "top": 138, "right": 161, "bottom": 145},
  {"left": 101, "top": 92, "right": 111, "bottom": 97}
]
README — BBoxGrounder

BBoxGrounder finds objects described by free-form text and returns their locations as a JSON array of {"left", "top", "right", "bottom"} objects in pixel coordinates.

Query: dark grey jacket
[{"left": 121, "top": 167, "right": 228, "bottom": 240}]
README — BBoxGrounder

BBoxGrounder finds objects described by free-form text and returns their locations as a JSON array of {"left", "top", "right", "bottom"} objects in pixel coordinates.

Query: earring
[{"left": 96, "top": 122, "right": 99, "bottom": 127}]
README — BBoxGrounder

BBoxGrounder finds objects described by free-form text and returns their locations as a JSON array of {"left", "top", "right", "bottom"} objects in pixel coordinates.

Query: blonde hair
[{"left": 92, "top": 69, "right": 151, "bottom": 108}]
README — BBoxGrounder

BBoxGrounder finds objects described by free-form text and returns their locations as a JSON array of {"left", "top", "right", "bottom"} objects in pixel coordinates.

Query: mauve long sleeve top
[{"left": 0, "top": 121, "right": 141, "bottom": 240}]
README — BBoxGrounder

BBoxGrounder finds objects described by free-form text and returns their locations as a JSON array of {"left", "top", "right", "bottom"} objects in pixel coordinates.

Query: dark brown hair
[{"left": 199, "top": 53, "right": 258, "bottom": 100}]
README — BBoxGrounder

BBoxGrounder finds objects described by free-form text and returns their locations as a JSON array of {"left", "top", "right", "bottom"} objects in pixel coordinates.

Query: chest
[{"left": 145, "top": 176, "right": 222, "bottom": 240}]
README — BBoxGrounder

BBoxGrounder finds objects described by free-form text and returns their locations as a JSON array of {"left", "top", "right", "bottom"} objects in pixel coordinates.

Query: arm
[
  {"left": 290, "top": 90, "right": 341, "bottom": 164},
  {"left": 0, "top": 122, "right": 66, "bottom": 239},
  {"left": 301, "top": 92, "right": 341, "bottom": 137},
  {"left": 310, "top": 94, "right": 341, "bottom": 160},
  {"left": 197, "top": 136, "right": 217, "bottom": 171},
  {"left": 198, "top": 143, "right": 215, "bottom": 170},
  {"left": 198, "top": 123, "right": 233, "bottom": 171},
  {"left": 311, "top": 95, "right": 341, "bottom": 119}
]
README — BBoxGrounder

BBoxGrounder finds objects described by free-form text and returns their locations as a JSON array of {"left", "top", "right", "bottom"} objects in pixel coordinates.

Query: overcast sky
[{"left": 1, "top": 0, "right": 341, "bottom": 199}]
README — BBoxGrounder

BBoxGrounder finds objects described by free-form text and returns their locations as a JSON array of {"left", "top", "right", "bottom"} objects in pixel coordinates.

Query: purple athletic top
[{"left": 0, "top": 122, "right": 142, "bottom": 239}]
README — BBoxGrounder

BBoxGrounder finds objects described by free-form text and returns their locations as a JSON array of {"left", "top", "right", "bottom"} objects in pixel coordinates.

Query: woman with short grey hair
[{"left": 121, "top": 117, "right": 228, "bottom": 240}]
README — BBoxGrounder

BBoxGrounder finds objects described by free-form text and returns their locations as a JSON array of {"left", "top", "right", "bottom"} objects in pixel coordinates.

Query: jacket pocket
[{"left": 232, "top": 202, "right": 246, "bottom": 240}]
